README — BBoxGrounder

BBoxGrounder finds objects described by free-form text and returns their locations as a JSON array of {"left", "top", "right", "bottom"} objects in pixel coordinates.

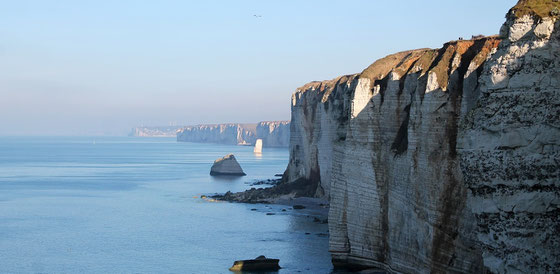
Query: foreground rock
[
  {"left": 280, "top": 1, "right": 559, "bottom": 272},
  {"left": 210, "top": 154, "right": 246, "bottom": 176},
  {"left": 229, "top": 255, "right": 280, "bottom": 271}
]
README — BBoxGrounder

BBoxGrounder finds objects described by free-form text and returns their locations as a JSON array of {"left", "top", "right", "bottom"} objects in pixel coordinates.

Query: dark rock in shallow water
[
  {"left": 210, "top": 154, "right": 246, "bottom": 176},
  {"left": 229, "top": 255, "right": 280, "bottom": 271},
  {"left": 293, "top": 205, "right": 306, "bottom": 210},
  {"left": 266, "top": 212, "right": 275, "bottom": 215},
  {"left": 213, "top": 177, "right": 318, "bottom": 204},
  {"left": 249, "top": 179, "right": 281, "bottom": 186}
]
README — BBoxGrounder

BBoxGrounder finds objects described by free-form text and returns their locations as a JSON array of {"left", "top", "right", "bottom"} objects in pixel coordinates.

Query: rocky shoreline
[
  {"left": 208, "top": 176, "right": 329, "bottom": 220},
  {"left": 212, "top": 176, "right": 319, "bottom": 204}
]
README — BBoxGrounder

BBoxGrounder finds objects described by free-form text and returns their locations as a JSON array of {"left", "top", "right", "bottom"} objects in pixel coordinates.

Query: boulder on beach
[{"left": 210, "top": 154, "right": 246, "bottom": 176}]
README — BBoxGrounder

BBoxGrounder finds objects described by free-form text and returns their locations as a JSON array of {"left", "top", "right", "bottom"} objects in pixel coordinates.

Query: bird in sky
[{"left": 253, "top": 14, "right": 262, "bottom": 18}]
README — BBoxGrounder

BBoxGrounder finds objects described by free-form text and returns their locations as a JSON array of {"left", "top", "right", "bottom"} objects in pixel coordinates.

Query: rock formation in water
[
  {"left": 129, "top": 126, "right": 183, "bottom": 137},
  {"left": 210, "top": 154, "right": 246, "bottom": 176},
  {"left": 254, "top": 139, "right": 263, "bottom": 153},
  {"left": 177, "top": 121, "right": 290, "bottom": 147},
  {"left": 280, "top": 1, "right": 559, "bottom": 272}
]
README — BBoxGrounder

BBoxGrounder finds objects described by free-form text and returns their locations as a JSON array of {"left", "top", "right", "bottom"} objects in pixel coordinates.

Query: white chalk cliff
[
  {"left": 256, "top": 121, "right": 290, "bottom": 147},
  {"left": 459, "top": 7, "right": 560, "bottom": 273},
  {"left": 283, "top": 1, "right": 559, "bottom": 272},
  {"left": 130, "top": 126, "right": 182, "bottom": 137},
  {"left": 177, "top": 124, "right": 257, "bottom": 145},
  {"left": 176, "top": 121, "right": 290, "bottom": 147}
]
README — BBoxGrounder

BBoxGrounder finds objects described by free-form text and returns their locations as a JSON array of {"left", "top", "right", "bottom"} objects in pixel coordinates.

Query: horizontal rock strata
[{"left": 458, "top": 10, "right": 560, "bottom": 273}]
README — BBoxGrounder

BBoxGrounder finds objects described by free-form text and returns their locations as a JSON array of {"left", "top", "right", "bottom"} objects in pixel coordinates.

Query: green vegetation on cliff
[{"left": 511, "top": 0, "right": 560, "bottom": 19}]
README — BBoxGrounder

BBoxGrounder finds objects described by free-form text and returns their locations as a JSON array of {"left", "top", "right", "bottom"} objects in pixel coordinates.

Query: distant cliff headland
[
  {"left": 131, "top": 121, "right": 290, "bottom": 147},
  {"left": 177, "top": 121, "right": 290, "bottom": 147},
  {"left": 223, "top": 0, "right": 560, "bottom": 272},
  {"left": 129, "top": 126, "right": 183, "bottom": 137}
]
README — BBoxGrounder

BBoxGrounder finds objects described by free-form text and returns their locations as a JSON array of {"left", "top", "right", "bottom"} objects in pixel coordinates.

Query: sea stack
[
  {"left": 254, "top": 139, "right": 263, "bottom": 153},
  {"left": 210, "top": 154, "right": 246, "bottom": 176}
]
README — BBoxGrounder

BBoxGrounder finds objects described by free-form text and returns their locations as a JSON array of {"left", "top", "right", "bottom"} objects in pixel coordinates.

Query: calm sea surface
[{"left": 0, "top": 137, "right": 332, "bottom": 273}]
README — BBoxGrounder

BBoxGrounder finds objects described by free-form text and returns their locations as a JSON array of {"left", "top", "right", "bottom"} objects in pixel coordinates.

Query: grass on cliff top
[
  {"left": 298, "top": 74, "right": 356, "bottom": 92},
  {"left": 511, "top": 0, "right": 560, "bottom": 19},
  {"left": 360, "top": 49, "right": 430, "bottom": 81}
]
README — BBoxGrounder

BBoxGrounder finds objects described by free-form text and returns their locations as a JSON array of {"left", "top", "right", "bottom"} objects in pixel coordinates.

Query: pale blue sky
[{"left": 0, "top": 0, "right": 516, "bottom": 136}]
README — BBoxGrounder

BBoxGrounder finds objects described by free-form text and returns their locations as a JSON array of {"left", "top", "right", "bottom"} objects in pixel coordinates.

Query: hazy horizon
[{"left": 1, "top": 0, "right": 516, "bottom": 136}]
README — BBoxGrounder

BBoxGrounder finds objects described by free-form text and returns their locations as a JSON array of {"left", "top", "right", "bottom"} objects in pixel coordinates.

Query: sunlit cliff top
[{"left": 510, "top": 0, "right": 560, "bottom": 19}]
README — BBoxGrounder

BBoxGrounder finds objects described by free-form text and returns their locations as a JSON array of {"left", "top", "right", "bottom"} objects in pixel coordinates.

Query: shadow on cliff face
[{"left": 325, "top": 37, "right": 500, "bottom": 273}]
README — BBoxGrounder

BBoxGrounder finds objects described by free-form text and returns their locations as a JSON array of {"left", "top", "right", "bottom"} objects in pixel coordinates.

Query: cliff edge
[{"left": 282, "top": 1, "right": 559, "bottom": 272}]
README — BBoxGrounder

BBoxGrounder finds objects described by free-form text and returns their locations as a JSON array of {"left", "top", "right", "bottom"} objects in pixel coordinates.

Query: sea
[{"left": 0, "top": 137, "right": 332, "bottom": 273}]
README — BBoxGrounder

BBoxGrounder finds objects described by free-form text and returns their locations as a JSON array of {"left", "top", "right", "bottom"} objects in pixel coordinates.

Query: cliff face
[
  {"left": 286, "top": 38, "right": 501, "bottom": 273},
  {"left": 284, "top": 2, "right": 559, "bottom": 272},
  {"left": 256, "top": 121, "right": 291, "bottom": 147},
  {"left": 458, "top": 11, "right": 560, "bottom": 273},
  {"left": 286, "top": 75, "right": 359, "bottom": 199},
  {"left": 177, "top": 121, "right": 290, "bottom": 147}
]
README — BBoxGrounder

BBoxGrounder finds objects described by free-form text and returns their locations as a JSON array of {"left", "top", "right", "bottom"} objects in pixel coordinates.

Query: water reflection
[
  {"left": 210, "top": 175, "right": 246, "bottom": 182},
  {"left": 0, "top": 137, "right": 338, "bottom": 273}
]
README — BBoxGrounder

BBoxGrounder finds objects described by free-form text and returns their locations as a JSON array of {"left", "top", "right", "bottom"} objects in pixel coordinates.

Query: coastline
[{"left": 210, "top": 177, "right": 329, "bottom": 219}]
